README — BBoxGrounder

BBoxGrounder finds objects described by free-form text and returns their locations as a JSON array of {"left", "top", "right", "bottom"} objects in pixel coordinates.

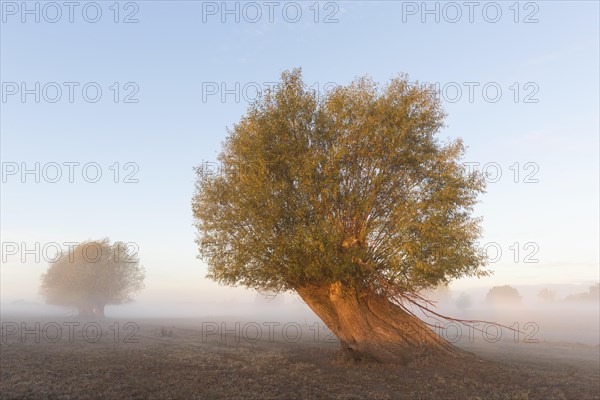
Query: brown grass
[{"left": 1, "top": 318, "right": 598, "bottom": 399}]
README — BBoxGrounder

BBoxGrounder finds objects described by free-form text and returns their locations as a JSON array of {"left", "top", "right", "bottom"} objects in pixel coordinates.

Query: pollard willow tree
[
  {"left": 193, "top": 69, "right": 488, "bottom": 363},
  {"left": 40, "top": 239, "right": 145, "bottom": 317}
]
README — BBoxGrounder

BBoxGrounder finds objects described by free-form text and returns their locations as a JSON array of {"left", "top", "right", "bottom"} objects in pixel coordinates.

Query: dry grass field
[{"left": 1, "top": 317, "right": 598, "bottom": 400}]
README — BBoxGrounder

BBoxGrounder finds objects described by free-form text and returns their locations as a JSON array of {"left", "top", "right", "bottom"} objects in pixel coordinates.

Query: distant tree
[
  {"left": 592, "top": 284, "right": 600, "bottom": 299},
  {"left": 40, "top": 239, "right": 144, "bottom": 317},
  {"left": 485, "top": 285, "right": 521, "bottom": 305},
  {"left": 537, "top": 288, "right": 556, "bottom": 303},
  {"left": 564, "top": 284, "right": 600, "bottom": 302},
  {"left": 193, "top": 69, "right": 488, "bottom": 363},
  {"left": 455, "top": 292, "right": 472, "bottom": 311}
]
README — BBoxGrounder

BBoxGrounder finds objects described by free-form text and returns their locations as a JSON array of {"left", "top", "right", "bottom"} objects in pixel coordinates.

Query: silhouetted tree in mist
[
  {"left": 485, "top": 285, "right": 521, "bottom": 305},
  {"left": 455, "top": 292, "right": 472, "bottom": 311},
  {"left": 537, "top": 288, "right": 556, "bottom": 303},
  {"left": 40, "top": 238, "right": 144, "bottom": 317},
  {"left": 564, "top": 284, "right": 599, "bottom": 302}
]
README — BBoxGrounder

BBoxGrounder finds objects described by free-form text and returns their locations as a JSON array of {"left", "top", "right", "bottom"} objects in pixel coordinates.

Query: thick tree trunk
[
  {"left": 78, "top": 303, "right": 105, "bottom": 318},
  {"left": 92, "top": 304, "right": 105, "bottom": 318},
  {"left": 296, "top": 282, "right": 464, "bottom": 364},
  {"left": 78, "top": 305, "right": 93, "bottom": 317}
]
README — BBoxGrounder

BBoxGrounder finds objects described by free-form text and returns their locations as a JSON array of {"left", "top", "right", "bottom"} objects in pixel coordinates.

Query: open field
[
  {"left": 1, "top": 317, "right": 598, "bottom": 400},
  {"left": 2, "top": 1, "right": 599, "bottom": 399}
]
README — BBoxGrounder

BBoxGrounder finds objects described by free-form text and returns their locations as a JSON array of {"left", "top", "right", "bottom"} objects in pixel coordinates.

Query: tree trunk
[
  {"left": 92, "top": 303, "right": 105, "bottom": 318},
  {"left": 77, "top": 303, "right": 105, "bottom": 318},
  {"left": 78, "top": 305, "right": 93, "bottom": 317},
  {"left": 296, "top": 282, "right": 464, "bottom": 364}
]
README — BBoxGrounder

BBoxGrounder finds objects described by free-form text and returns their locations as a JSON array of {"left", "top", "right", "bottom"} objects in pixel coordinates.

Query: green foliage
[
  {"left": 40, "top": 238, "right": 145, "bottom": 308},
  {"left": 193, "top": 69, "right": 487, "bottom": 294}
]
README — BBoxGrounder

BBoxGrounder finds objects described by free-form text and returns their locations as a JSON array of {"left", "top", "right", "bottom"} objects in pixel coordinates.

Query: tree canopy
[
  {"left": 486, "top": 285, "right": 522, "bottom": 304},
  {"left": 193, "top": 69, "right": 487, "bottom": 296},
  {"left": 40, "top": 238, "right": 144, "bottom": 317}
]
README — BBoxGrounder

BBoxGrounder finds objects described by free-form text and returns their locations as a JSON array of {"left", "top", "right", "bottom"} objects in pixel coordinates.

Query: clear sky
[{"left": 1, "top": 1, "right": 598, "bottom": 306}]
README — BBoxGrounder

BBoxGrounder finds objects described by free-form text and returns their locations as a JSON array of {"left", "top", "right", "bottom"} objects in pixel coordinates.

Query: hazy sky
[{"left": 1, "top": 1, "right": 598, "bottom": 305}]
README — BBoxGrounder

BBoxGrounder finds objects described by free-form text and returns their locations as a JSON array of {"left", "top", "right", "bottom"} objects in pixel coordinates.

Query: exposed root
[
  {"left": 374, "top": 275, "right": 523, "bottom": 338},
  {"left": 296, "top": 278, "right": 522, "bottom": 364}
]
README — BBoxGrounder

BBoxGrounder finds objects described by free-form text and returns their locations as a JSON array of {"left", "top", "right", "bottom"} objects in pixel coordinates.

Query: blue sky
[{"left": 1, "top": 1, "right": 598, "bottom": 304}]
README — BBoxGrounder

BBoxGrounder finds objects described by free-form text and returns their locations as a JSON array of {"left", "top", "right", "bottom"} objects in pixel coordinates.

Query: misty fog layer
[{"left": 3, "top": 284, "right": 598, "bottom": 346}]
